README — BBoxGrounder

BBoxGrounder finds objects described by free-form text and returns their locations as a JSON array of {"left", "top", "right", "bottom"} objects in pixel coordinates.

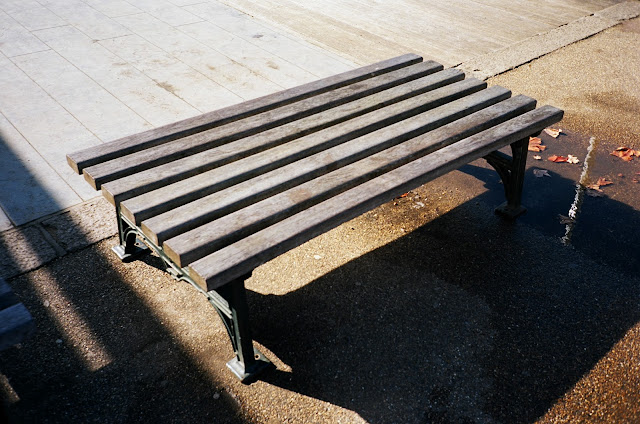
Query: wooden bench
[
  {"left": 67, "top": 53, "right": 563, "bottom": 382},
  {"left": 0, "top": 277, "right": 35, "bottom": 351}
]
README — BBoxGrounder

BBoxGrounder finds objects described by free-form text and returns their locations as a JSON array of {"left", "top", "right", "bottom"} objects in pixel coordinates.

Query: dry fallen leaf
[
  {"left": 610, "top": 147, "right": 637, "bottom": 161},
  {"left": 533, "top": 169, "right": 551, "bottom": 178},
  {"left": 533, "top": 155, "right": 542, "bottom": 160},
  {"left": 548, "top": 155, "right": 568, "bottom": 163},
  {"left": 586, "top": 177, "right": 613, "bottom": 192},
  {"left": 567, "top": 154, "right": 580, "bottom": 164},
  {"left": 528, "top": 137, "right": 546, "bottom": 152},
  {"left": 597, "top": 177, "right": 613, "bottom": 186},
  {"left": 544, "top": 128, "right": 562, "bottom": 138}
]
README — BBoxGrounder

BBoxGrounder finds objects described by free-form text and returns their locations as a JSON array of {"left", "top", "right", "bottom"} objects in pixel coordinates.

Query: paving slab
[
  {"left": 0, "top": 0, "right": 358, "bottom": 231},
  {"left": 114, "top": 12, "right": 285, "bottom": 100},
  {"left": 182, "top": 1, "right": 356, "bottom": 77},
  {"left": 40, "top": 197, "right": 116, "bottom": 254},
  {"left": 0, "top": 10, "right": 50, "bottom": 57},
  {"left": 459, "top": 1, "right": 640, "bottom": 80},
  {"left": 0, "top": 113, "right": 82, "bottom": 226},
  {"left": 0, "top": 53, "right": 101, "bottom": 202},
  {"left": 11, "top": 49, "right": 153, "bottom": 142},
  {"left": 0, "top": 225, "right": 58, "bottom": 279},
  {"left": 3, "top": 4, "right": 65, "bottom": 32},
  {"left": 98, "top": 34, "right": 243, "bottom": 113},
  {"left": 218, "top": 0, "right": 626, "bottom": 66},
  {"left": 37, "top": 0, "right": 132, "bottom": 41}
]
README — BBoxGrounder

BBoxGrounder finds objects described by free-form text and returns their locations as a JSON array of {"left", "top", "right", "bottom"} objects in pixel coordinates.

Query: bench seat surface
[
  {"left": 0, "top": 277, "right": 34, "bottom": 350},
  {"left": 68, "top": 54, "right": 562, "bottom": 291}
]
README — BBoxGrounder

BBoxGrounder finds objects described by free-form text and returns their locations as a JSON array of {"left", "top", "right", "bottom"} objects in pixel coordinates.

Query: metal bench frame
[{"left": 115, "top": 212, "right": 272, "bottom": 380}]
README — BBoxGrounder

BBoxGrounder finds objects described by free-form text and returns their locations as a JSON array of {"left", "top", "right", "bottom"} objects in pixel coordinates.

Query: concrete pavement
[{"left": 0, "top": 0, "right": 355, "bottom": 229}]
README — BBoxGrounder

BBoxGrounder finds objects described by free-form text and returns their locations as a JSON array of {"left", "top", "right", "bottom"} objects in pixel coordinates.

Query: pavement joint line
[
  {"left": 456, "top": 1, "right": 640, "bottom": 80},
  {"left": 34, "top": 222, "right": 67, "bottom": 257}
]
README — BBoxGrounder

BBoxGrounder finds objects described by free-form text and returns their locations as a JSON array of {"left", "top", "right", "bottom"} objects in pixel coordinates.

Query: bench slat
[
  {"left": 0, "top": 303, "right": 36, "bottom": 350},
  {"left": 67, "top": 53, "right": 423, "bottom": 174},
  {"left": 0, "top": 278, "right": 18, "bottom": 309},
  {"left": 163, "top": 93, "right": 534, "bottom": 267},
  {"left": 188, "top": 105, "right": 563, "bottom": 290},
  {"left": 103, "top": 67, "right": 461, "bottom": 206},
  {"left": 0, "top": 278, "right": 34, "bottom": 350},
  {"left": 141, "top": 84, "right": 510, "bottom": 246},
  {"left": 121, "top": 77, "right": 485, "bottom": 227},
  {"left": 84, "top": 61, "right": 443, "bottom": 189}
]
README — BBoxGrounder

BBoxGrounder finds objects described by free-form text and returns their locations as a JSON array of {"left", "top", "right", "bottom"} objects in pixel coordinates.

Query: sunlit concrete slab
[{"left": 219, "top": 0, "right": 626, "bottom": 67}]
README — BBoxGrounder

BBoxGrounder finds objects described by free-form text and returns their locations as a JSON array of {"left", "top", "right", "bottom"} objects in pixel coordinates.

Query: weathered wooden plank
[
  {"left": 103, "top": 67, "right": 462, "bottom": 206},
  {"left": 163, "top": 93, "right": 536, "bottom": 267},
  {"left": 141, "top": 84, "right": 509, "bottom": 245},
  {"left": 67, "top": 53, "right": 423, "bottom": 174},
  {"left": 0, "top": 277, "right": 34, "bottom": 351},
  {"left": 188, "top": 105, "right": 563, "bottom": 290},
  {"left": 83, "top": 60, "right": 443, "bottom": 189},
  {"left": 0, "top": 278, "right": 18, "bottom": 310},
  {"left": 0, "top": 303, "right": 35, "bottom": 351},
  {"left": 120, "top": 76, "right": 486, "bottom": 226}
]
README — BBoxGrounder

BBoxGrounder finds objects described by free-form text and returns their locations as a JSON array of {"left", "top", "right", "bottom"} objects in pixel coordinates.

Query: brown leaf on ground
[
  {"left": 544, "top": 128, "right": 562, "bottom": 138},
  {"left": 528, "top": 137, "right": 546, "bottom": 152},
  {"left": 610, "top": 147, "right": 637, "bottom": 161},
  {"left": 533, "top": 169, "right": 551, "bottom": 178},
  {"left": 597, "top": 177, "right": 613, "bottom": 186},
  {"left": 586, "top": 177, "right": 613, "bottom": 192},
  {"left": 548, "top": 155, "right": 568, "bottom": 163}
]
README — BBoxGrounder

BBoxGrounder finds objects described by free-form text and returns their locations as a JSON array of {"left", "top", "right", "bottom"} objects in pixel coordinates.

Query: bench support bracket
[
  {"left": 213, "top": 278, "right": 272, "bottom": 383},
  {"left": 113, "top": 207, "right": 149, "bottom": 262},
  {"left": 484, "top": 136, "right": 530, "bottom": 219},
  {"left": 111, "top": 214, "right": 271, "bottom": 382}
]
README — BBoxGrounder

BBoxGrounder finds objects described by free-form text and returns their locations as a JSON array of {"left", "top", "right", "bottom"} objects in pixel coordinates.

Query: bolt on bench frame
[{"left": 67, "top": 54, "right": 563, "bottom": 382}]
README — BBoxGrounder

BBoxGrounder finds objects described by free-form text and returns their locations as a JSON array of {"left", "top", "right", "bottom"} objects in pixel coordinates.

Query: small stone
[
  {"left": 313, "top": 255, "right": 322, "bottom": 260},
  {"left": 43, "top": 300, "right": 50, "bottom": 307},
  {"left": 213, "top": 393, "right": 221, "bottom": 400},
  {"left": 56, "top": 339, "right": 63, "bottom": 344}
]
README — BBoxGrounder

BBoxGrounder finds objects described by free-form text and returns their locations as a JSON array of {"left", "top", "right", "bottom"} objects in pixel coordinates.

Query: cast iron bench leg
[
  {"left": 112, "top": 206, "right": 149, "bottom": 262},
  {"left": 484, "top": 136, "right": 531, "bottom": 219},
  {"left": 212, "top": 276, "right": 272, "bottom": 383}
]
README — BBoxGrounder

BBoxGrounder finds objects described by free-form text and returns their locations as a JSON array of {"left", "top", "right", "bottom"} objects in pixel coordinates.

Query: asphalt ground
[{"left": 2, "top": 15, "right": 640, "bottom": 424}]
